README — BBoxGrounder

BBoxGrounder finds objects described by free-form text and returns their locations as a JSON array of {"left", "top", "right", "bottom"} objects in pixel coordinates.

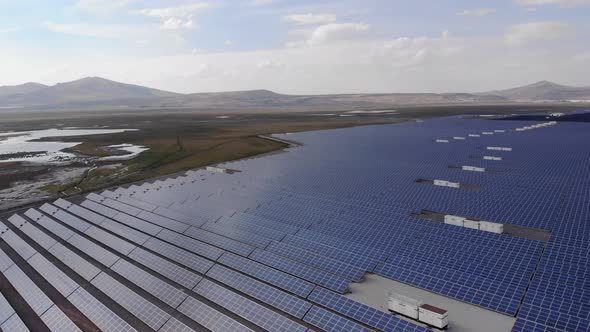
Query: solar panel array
[{"left": 1, "top": 113, "right": 589, "bottom": 331}]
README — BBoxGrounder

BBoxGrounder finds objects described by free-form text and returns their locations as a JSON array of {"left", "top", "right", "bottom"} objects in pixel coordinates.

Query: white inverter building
[
  {"left": 388, "top": 293, "right": 422, "bottom": 320},
  {"left": 419, "top": 304, "right": 449, "bottom": 329}
]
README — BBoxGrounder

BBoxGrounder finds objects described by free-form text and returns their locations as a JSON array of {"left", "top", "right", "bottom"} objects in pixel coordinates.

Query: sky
[{"left": 1, "top": 0, "right": 589, "bottom": 94}]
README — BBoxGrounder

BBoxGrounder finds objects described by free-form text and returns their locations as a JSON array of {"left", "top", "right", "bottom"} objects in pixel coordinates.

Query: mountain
[
  {"left": 0, "top": 77, "right": 179, "bottom": 107},
  {"left": 483, "top": 81, "right": 590, "bottom": 101},
  {"left": 1, "top": 77, "right": 588, "bottom": 111},
  {"left": 0, "top": 82, "right": 48, "bottom": 97}
]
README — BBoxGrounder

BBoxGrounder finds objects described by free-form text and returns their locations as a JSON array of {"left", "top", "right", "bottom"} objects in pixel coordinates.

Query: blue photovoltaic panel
[
  {"left": 249, "top": 249, "right": 349, "bottom": 294},
  {"left": 266, "top": 240, "right": 365, "bottom": 282},
  {"left": 218, "top": 252, "right": 315, "bottom": 298},
  {"left": 156, "top": 228, "right": 224, "bottom": 261},
  {"left": 194, "top": 279, "right": 308, "bottom": 332},
  {"left": 281, "top": 235, "right": 379, "bottom": 271},
  {"left": 308, "top": 287, "right": 429, "bottom": 332},
  {"left": 184, "top": 226, "right": 254, "bottom": 257},
  {"left": 201, "top": 222, "right": 272, "bottom": 248},
  {"left": 2, "top": 115, "right": 589, "bottom": 331},
  {"left": 206, "top": 264, "right": 312, "bottom": 319},
  {"left": 303, "top": 305, "right": 372, "bottom": 332}
]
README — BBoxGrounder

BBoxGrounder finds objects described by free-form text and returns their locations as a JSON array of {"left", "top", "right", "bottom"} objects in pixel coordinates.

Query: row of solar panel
[
  {"left": 4, "top": 196, "right": 434, "bottom": 328},
  {"left": 106, "top": 166, "right": 541, "bottom": 315}
]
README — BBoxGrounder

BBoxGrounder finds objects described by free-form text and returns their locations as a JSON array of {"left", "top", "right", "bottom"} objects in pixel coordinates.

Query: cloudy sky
[{"left": 1, "top": 0, "right": 589, "bottom": 94}]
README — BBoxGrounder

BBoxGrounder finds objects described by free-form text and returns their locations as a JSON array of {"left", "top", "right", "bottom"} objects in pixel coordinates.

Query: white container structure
[
  {"left": 444, "top": 215, "right": 465, "bottom": 227},
  {"left": 388, "top": 293, "right": 422, "bottom": 320},
  {"left": 206, "top": 166, "right": 228, "bottom": 174},
  {"left": 463, "top": 219, "right": 480, "bottom": 230},
  {"left": 487, "top": 146, "right": 513, "bottom": 151},
  {"left": 468, "top": 134, "right": 480, "bottom": 137},
  {"left": 482, "top": 131, "right": 494, "bottom": 135},
  {"left": 419, "top": 304, "right": 449, "bottom": 329},
  {"left": 433, "top": 180, "right": 461, "bottom": 188},
  {"left": 453, "top": 136, "right": 466, "bottom": 140},
  {"left": 479, "top": 221, "right": 504, "bottom": 234},
  {"left": 446, "top": 181, "right": 460, "bottom": 188},
  {"left": 494, "top": 130, "right": 505, "bottom": 133},
  {"left": 483, "top": 156, "right": 502, "bottom": 161},
  {"left": 435, "top": 139, "right": 449, "bottom": 143},
  {"left": 462, "top": 165, "right": 485, "bottom": 172}
]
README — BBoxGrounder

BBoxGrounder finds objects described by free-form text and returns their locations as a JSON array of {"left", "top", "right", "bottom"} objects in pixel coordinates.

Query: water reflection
[{"left": 0, "top": 128, "right": 137, "bottom": 163}]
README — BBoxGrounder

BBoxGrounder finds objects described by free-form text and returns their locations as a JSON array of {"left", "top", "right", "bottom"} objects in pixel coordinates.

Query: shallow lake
[{"left": 0, "top": 128, "right": 137, "bottom": 163}]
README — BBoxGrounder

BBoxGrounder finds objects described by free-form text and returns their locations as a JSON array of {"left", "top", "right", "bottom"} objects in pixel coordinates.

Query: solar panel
[
  {"left": 67, "top": 287, "right": 136, "bottom": 332},
  {"left": 177, "top": 296, "right": 253, "bottom": 332},
  {"left": 303, "top": 305, "right": 372, "bottom": 332},
  {"left": 158, "top": 317, "right": 195, "bottom": 332},
  {"left": 0, "top": 292, "right": 15, "bottom": 325},
  {"left": 1, "top": 312, "right": 30, "bottom": 332},
  {"left": 2, "top": 264, "right": 53, "bottom": 315},
  {"left": 0, "top": 230, "right": 36, "bottom": 261},
  {"left": 156, "top": 228, "right": 224, "bottom": 261},
  {"left": 201, "top": 222, "right": 272, "bottom": 248},
  {"left": 91, "top": 272, "right": 171, "bottom": 330},
  {"left": 308, "top": 287, "right": 429, "bottom": 332},
  {"left": 0, "top": 245, "right": 14, "bottom": 273},
  {"left": 51, "top": 200, "right": 105, "bottom": 227},
  {"left": 110, "top": 259, "right": 188, "bottom": 309},
  {"left": 281, "top": 235, "right": 378, "bottom": 271},
  {"left": 48, "top": 242, "right": 101, "bottom": 281},
  {"left": 266, "top": 240, "right": 365, "bottom": 282},
  {"left": 249, "top": 249, "right": 350, "bottom": 294},
  {"left": 206, "top": 264, "right": 312, "bottom": 319},
  {"left": 218, "top": 252, "right": 314, "bottom": 298},
  {"left": 183, "top": 226, "right": 254, "bottom": 257},
  {"left": 194, "top": 279, "right": 308, "bottom": 332},
  {"left": 84, "top": 226, "right": 137, "bottom": 255},
  {"left": 7, "top": 215, "right": 57, "bottom": 250},
  {"left": 40, "top": 305, "right": 82, "bottom": 332},
  {"left": 27, "top": 209, "right": 76, "bottom": 240},
  {"left": 141, "top": 237, "right": 214, "bottom": 274},
  {"left": 2, "top": 116, "right": 589, "bottom": 331},
  {"left": 128, "top": 247, "right": 202, "bottom": 289},
  {"left": 80, "top": 199, "right": 119, "bottom": 218},
  {"left": 27, "top": 253, "right": 79, "bottom": 297},
  {"left": 67, "top": 234, "right": 120, "bottom": 268}
]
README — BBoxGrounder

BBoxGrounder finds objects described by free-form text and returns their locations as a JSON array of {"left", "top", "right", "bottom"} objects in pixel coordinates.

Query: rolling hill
[
  {"left": 483, "top": 81, "right": 590, "bottom": 102},
  {"left": 0, "top": 77, "right": 178, "bottom": 107},
  {"left": 0, "top": 82, "right": 48, "bottom": 97},
  {"left": 0, "top": 77, "right": 588, "bottom": 111}
]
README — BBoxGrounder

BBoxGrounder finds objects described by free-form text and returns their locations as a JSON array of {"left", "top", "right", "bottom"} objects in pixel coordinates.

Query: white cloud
[
  {"left": 75, "top": 0, "right": 138, "bottom": 14},
  {"left": 290, "top": 23, "right": 370, "bottom": 46},
  {"left": 6, "top": 32, "right": 590, "bottom": 95},
  {"left": 160, "top": 17, "right": 195, "bottom": 30},
  {"left": 140, "top": 3, "right": 209, "bottom": 30},
  {"left": 283, "top": 13, "right": 337, "bottom": 25},
  {"left": 457, "top": 9, "right": 496, "bottom": 17},
  {"left": 514, "top": 0, "right": 590, "bottom": 6},
  {"left": 0, "top": 27, "right": 19, "bottom": 34},
  {"left": 45, "top": 21, "right": 144, "bottom": 39},
  {"left": 140, "top": 3, "right": 209, "bottom": 18},
  {"left": 249, "top": 0, "right": 275, "bottom": 6},
  {"left": 505, "top": 21, "right": 572, "bottom": 44}
]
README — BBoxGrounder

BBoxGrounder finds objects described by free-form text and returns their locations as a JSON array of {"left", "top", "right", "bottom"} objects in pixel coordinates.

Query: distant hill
[
  {"left": 0, "top": 77, "right": 588, "bottom": 111},
  {"left": 0, "top": 82, "right": 47, "bottom": 97},
  {"left": 483, "top": 81, "right": 590, "bottom": 101},
  {"left": 0, "top": 77, "right": 178, "bottom": 107}
]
